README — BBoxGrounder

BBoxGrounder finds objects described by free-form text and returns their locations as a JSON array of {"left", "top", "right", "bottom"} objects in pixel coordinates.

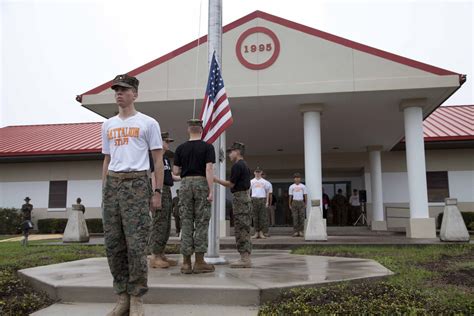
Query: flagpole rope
[{"left": 192, "top": 0, "right": 204, "bottom": 119}]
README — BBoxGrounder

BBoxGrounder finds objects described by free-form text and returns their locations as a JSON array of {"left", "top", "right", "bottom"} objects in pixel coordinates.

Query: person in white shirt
[
  {"left": 250, "top": 167, "right": 271, "bottom": 239},
  {"left": 288, "top": 173, "right": 307, "bottom": 237},
  {"left": 101, "top": 74, "right": 164, "bottom": 316},
  {"left": 348, "top": 189, "right": 361, "bottom": 225}
]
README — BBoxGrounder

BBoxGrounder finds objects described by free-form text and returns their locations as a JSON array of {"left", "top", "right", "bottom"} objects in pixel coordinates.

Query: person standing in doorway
[
  {"left": 322, "top": 189, "right": 330, "bottom": 220},
  {"left": 102, "top": 74, "right": 164, "bottom": 316},
  {"left": 331, "top": 189, "right": 348, "bottom": 226},
  {"left": 348, "top": 189, "right": 361, "bottom": 225},
  {"left": 250, "top": 167, "right": 271, "bottom": 239},
  {"left": 214, "top": 142, "right": 252, "bottom": 268},
  {"left": 261, "top": 172, "right": 273, "bottom": 237},
  {"left": 288, "top": 173, "right": 307, "bottom": 237},
  {"left": 173, "top": 119, "right": 215, "bottom": 274},
  {"left": 172, "top": 190, "right": 181, "bottom": 237},
  {"left": 149, "top": 132, "right": 181, "bottom": 269}
]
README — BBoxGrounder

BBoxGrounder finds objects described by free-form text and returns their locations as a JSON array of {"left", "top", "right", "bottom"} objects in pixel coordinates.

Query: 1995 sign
[{"left": 236, "top": 27, "right": 280, "bottom": 70}]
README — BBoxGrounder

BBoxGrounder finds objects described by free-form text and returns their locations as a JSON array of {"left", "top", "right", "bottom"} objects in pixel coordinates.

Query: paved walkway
[{"left": 0, "top": 234, "right": 62, "bottom": 243}]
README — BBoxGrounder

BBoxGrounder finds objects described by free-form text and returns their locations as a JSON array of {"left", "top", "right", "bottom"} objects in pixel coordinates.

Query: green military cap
[
  {"left": 111, "top": 74, "right": 139, "bottom": 91},
  {"left": 293, "top": 172, "right": 302, "bottom": 178},
  {"left": 226, "top": 141, "right": 245, "bottom": 154},
  {"left": 187, "top": 119, "right": 203, "bottom": 127},
  {"left": 24, "top": 196, "right": 31, "bottom": 202},
  {"left": 255, "top": 166, "right": 262, "bottom": 173},
  {"left": 161, "top": 132, "right": 174, "bottom": 142}
]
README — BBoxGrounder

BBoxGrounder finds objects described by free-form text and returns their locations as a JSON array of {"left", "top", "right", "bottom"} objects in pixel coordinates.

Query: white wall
[
  {"left": 0, "top": 181, "right": 50, "bottom": 209},
  {"left": 448, "top": 171, "right": 474, "bottom": 202},
  {"left": 66, "top": 180, "right": 103, "bottom": 207}
]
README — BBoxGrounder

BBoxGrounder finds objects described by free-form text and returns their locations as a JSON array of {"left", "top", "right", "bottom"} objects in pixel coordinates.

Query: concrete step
[
  {"left": 19, "top": 250, "right": 393, "bottom": 306},
  {"left": 32, "top": 302, "right": 259, "bottom": 316}
]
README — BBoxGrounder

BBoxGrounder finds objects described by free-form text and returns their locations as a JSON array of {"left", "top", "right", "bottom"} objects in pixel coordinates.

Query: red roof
[
  {"left": 0, "top": 106, "right": 472, "bottom": 157},
  {"left": 423, "top": 105, "right": 474, "bottom": 141},
  {"left": 0, "top": 122, "right": 102, "bottom": 157},
  {"left": 77, "top": 10, "right": 462, "bottom": 101}
]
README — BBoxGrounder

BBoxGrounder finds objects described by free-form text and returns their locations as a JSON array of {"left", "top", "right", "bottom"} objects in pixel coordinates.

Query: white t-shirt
[
  {"left": 289, "top": 183, "right": 307, "bottom": 201},
  {"left": 250, "top": 178, "right": 271, "bottom": 198},
  {"left": 101, "top": 112, "right": 163, "bottom": 172},
  {"left": 264, "top": 179, "right": 273, "bottom": 194},
  {"left": 349, "top": 195, "right": 361, "bottom": 206}
]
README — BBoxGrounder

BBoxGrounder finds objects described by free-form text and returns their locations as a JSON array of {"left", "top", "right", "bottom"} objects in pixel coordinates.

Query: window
[
  {"left": 48, "top": 181, "right": 68, "bottom": 208},
  {"left": 427, "top": 172, "right": 449, "bottom": 203}
]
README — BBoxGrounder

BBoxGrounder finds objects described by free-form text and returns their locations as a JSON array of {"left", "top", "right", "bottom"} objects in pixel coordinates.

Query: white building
[{"left": 1, "top": 11, "right": 472, "bottom": 238}]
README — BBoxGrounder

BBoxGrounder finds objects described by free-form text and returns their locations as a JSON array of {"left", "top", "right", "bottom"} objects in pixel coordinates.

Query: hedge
[
  {"left": 37, "top": 218, "right": 103, "bottom": 234},
  {"left": 437, "top": 211, "right": 474, "bottom": 230},
  {"left": 0, "top": 208, "right": 22, "bottom": 234},
  {"left": 37, "top": 218, "right": 68, "bottom": 234}
]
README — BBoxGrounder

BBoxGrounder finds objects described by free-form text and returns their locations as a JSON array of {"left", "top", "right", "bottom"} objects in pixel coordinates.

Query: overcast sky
[{"left": 0, "top": 0, "right": 472, "bottom": 127}]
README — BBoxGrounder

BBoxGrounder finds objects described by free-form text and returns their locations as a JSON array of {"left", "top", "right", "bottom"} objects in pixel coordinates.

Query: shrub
[
  {"left": 37, "top": 218, "right": 68, "bottom": 234},
  {"left": 86, "top": 218, "right": 103, "bottom": 233},
  {"left": 0, "top": 208, "right": 22, "bottom": 234},
  {"left": 437, "top": 211, "right": 474, "bottom": 229}
]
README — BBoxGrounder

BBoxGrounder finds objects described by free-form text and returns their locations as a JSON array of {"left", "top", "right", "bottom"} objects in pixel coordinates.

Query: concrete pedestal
[
  {"left": 305, "top": 200, "right": 327, "bottom": 241},
  {"left": 440, "top": 198, "right": 470, "bottom": 242},
  {"left": 406, "top": 218, "right": 436, "bottom": 239},
  {"left": 371, "top": 220, "right": 387, "bottom": 231},
  {"left": 63, "top": 204, "right": 90, "bottom": 243}
]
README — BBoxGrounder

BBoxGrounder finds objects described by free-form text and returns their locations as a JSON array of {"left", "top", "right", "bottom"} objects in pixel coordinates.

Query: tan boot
[
  {"left": 292, "top": 232, "right": 299, "bottom": 237},
  {"left": 258, "top": 231, "right": 267, "bottom": 239},
  {"left": 180, "top": 255, "right": 192, "bottom": 274},
  {"left": 129, "top": 295, "right": 144, "bottom": 316},
  {"left": 251, "top": 232, "right": 259, "bottom": 239},
  {"left": 106, "top": 292, "right": 130, "bottom": 316},
  {"left": 161, "top": 254, "right": 178, "bottom": 266},
  {"left": 299, "top": 231, "right": 305, "bottom": 237},
  {"left": 193, "top": 252, "right": 215, "bottom": 274},
  {"left": 230, "top": 252, "right": 252, "bottom": 268},
  {"left": 150, "top": 254, "right": 170, "bottom": 269}
]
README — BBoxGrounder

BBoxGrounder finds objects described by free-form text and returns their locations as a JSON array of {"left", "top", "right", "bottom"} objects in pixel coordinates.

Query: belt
[
  {"left": 108, "top": 170, "right": 148, "bottom": 179},
  {"left": 252, "top": 197, "right": 266, "bottom": 199},
  {"left": 183, "top": 176, "right": 206, "bottom": 179}
]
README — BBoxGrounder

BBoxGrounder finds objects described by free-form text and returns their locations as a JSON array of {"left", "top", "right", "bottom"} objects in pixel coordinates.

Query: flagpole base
[{"left": 205, "top": 255, "right": 228, "bottom": 265}]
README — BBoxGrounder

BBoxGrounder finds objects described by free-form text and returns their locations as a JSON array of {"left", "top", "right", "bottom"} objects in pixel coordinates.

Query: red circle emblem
[{"left": 235, "top": 27, "right": 280, "bottom": 70}]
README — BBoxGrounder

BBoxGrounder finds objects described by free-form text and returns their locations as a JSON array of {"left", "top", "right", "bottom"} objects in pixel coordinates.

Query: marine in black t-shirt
[
  {"left": 230, "top": 159, "right": 251, "bottom": 193},
  {"left": 173, "top": 140, "right": 216, "bottom": 178}
]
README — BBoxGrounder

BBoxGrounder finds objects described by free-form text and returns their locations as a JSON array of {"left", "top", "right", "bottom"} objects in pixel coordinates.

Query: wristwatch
[{"left": 154, "top": 188, "right": 162, "bottom": 194}]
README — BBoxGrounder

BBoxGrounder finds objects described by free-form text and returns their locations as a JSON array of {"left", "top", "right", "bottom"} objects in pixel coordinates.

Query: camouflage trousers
[
  {"left": 149, "top": 185, "right": 172, "bottom": 255},
  {"left": 179, "top": 177, "right": 211, "bottom": 256},
  {"left": 232, "top": 191, "right": 252, "bottom": 254},
  {"left": 102, "top": 173, "right": 151, "bottom": 297},
  {"left": 291, "top": 200, "right": 306, "bottom": 232},
  {"left": 251, "top": 197, "right": 268, "bottom": 233}
]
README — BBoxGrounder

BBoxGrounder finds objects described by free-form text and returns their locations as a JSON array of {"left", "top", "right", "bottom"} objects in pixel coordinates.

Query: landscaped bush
[
  {"left": 86, "top": 218, "right": 103, "bottom": 233},
  {"left": 37, "top": 218, "right": 67, "bottom": 234},
  {"left": 0, "top": 208, "right": 22, "bottom": 234},
  {"left": 437, "top": 211, "right": 474, "bottom": 229}
]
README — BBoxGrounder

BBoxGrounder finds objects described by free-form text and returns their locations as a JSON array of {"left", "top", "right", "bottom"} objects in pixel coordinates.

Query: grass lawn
[{"left": 260, "top": 244, "right": 474, "bottom": 315}]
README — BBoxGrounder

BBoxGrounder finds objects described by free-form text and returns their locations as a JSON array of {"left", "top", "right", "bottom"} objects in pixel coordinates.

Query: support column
[
  {"left": 300, "top": 103, "right": 327, "bottom": 241},
  {"left": 368, "top": 146, "right": 387, "bottom": 231},
  {"left": 400, "top": 99, "right": 436, "bottom": 238}
]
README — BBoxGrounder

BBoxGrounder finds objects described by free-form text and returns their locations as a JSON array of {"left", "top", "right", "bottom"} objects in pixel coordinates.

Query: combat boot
[
  {"left": 251, "top": 232, "right": 259, "bottom": 239},
  {"left": 292, "top": 232, "right": 299, "bottom": 237},
  {"left": 230, "top": 252, "right": 252, "bottom": 268},
  {"left": 106, "top": 292, "right": 130, "bottom": 316},
  {"left": 149, "top": 254, "right": 170, "bottom": 269},
  {"left": 129, "top": 295, "right": 144, "bottom": 316},
  {"left": 181, "top": 255, "right": 192, "bottom": 274},
  {"left": 299, "top": 231, "right": 305, "bottom": 237},
  {"left": 258, "top": 231, "right": 267, "bottom": 239},
  {"left": 161, "top": 254, "right": 178, "bottom": 266},
  {"left": 193, "top": 252, "right": 215, "bottom": 274}
]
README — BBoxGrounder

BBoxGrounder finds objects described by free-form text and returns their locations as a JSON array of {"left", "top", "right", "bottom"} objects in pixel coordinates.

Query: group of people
[
  {"left": 101, "top": 74, "right": 260, "bottom": 316},
  {"left": 328, "top": 189, "right": 363, "bottom": 226}
]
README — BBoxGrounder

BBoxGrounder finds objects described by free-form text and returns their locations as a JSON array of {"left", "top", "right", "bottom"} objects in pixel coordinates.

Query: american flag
[{"left": 200, "top": 52, "right": 233, "bottom": 144}]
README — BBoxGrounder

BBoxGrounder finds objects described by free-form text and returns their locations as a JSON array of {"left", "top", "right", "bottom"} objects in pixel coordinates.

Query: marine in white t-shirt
[
  {"left": 250, "top": 178, "right": 271, "bottom": 198},
  {"left": 289, "top": 183, "right": 308, "bottom": 201},
  {"left": 102, "top": 112, "right": 163, "bottom": 172}
]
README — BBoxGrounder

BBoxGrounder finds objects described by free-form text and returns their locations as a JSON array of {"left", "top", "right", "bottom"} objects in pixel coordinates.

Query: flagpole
[{"left": 206, "top": 0, "right": 227, "bottom": 264}]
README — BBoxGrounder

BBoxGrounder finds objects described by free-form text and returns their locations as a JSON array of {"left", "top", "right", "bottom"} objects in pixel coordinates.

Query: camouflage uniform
[
  {"left": 102, "top": 172, "right": 152, "bottom": 296},
  {"left": 251, "top": 198, "right": 268, "bottom": 233},
  {"left": 331, "top": 193, "right": 348, "bottom": 226},
  {"left": 172, "top": 195, "right": 181, "bottom": 235},
  {"left": 179, "top": 177, "right": 211, "bottom": 256},
  {"left": 149, "top": 185, "right": 172, "bottom": 254},
  {"left": 291, "top": 200, "right": 306, "bottom": 233},
  {"left": 233, "top": 191, "right": 252, "bottom": 254}
]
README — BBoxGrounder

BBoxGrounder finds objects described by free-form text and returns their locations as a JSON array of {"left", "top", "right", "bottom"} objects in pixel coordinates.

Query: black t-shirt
[
  {"left": 174, "top": 140, "right": 216, "bottom": 178},
  {"left": 230, "top": 159, "right": 251, "bottom": 193},
  {"left": 149, "top": 152, "right": 173, "bottom": 186}
]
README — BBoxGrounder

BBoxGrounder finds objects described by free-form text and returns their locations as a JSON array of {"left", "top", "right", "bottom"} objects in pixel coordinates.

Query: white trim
[{"left": 48, "top": 208, "right": 67, "bottom": 212}]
